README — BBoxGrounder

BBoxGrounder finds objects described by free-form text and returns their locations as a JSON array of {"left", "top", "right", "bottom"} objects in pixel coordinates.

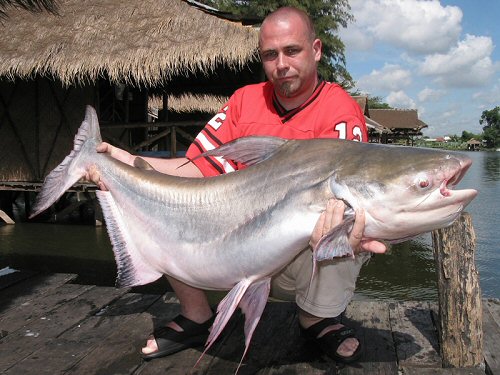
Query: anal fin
[{"left": 96, "top": 190, "right": 162, "bottom": 287}]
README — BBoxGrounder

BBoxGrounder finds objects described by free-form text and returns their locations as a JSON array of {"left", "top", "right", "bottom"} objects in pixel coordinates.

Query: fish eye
[
  {"left": 414, "top": 173, "right": 431, "bottom": 190},
  {"left": 419, "top": 179, "right": 430, "bottom": 188}
]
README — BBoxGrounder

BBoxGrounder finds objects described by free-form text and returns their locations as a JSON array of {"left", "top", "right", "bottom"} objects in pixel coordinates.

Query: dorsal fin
[
  {"left": 133, "top": 157, "right": 155, "bottom": 171},
  {"left": 198, "top": 136, "right": 288, "bottom": 166}
]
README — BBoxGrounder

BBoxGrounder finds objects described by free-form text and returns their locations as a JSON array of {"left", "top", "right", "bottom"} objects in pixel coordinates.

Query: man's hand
[
  {"left": 310, "top": 199, "right": 386, "bottom": 255},
  {"left": 83, "top": 143, "right": 133, "bottom": 191},
  {"left": 96, "top": 142, "right": 135, "bottom": 165}
]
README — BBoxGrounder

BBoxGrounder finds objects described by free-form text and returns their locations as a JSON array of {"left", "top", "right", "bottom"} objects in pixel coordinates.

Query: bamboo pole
[{"left": 431, "top": 212, "right": 483, "bottom": 367}]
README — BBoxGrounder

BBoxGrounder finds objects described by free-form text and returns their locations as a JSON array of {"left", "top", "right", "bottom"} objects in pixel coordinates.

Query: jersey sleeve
[{"left": 186, "top": 96, "right": 241, "bottom": 177}]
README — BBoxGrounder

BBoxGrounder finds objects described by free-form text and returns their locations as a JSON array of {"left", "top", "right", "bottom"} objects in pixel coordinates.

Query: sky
[{"left": 339, "top": 0, "right": 500, "bottom": 137}]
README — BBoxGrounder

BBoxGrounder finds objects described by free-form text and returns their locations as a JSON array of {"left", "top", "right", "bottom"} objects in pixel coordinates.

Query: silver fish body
[{"left": 31, "top": 106, "right": 477, "bottom": 369}]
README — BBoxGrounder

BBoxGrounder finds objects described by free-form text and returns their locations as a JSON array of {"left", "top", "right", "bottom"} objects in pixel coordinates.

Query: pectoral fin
[{"left": 314, "top": 215, "right": 355, "bottom": 262}]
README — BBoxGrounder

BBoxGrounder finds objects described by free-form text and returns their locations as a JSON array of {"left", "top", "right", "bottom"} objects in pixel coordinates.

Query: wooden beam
[
  {"left": 0, "top": 209, "right": 15, "bottom": 224},
  {"left": 100, "top": 120, "right": 206, "bottom": 129},
  {"left": 131, "top": 129, "right": 171, "bottom": 151}
]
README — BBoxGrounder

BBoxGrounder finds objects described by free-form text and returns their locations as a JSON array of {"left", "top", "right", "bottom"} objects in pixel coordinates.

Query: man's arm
[
  {"left": 95, "top": 142, "right": 203, "bottom": 177},
  {"left": 85, "top": 143, "right": 203, "bottom": 190}
]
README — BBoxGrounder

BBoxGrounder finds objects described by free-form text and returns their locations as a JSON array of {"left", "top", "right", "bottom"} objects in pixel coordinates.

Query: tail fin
[{"left": 30, "top": 106, "right": 101, "bottom": 218}]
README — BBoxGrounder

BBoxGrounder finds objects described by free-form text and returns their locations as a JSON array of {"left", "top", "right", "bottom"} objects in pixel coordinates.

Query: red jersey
[{"left": 186, "top": 80, "right": 367, "bottom": 177}]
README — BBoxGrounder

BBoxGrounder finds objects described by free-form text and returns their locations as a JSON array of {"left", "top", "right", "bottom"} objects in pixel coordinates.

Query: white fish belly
[{"left": 111, "top": 187, "right": 320, "bottom": 290}]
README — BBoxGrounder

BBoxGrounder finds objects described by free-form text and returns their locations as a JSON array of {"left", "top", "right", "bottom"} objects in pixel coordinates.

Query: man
[{"left": 92, "top": 6, "right": 385, "bottom": 363}]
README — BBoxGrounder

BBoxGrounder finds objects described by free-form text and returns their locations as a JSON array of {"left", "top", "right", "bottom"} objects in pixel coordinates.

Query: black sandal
[
  {"left": 141, "top": 314, "right": 215, "bottom": 360},
  {"left": 300, "top": 317, "right": 363, "bottom": 363}
]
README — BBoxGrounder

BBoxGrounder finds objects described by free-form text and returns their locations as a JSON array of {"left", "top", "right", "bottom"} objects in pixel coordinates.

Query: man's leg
[
  {"left": 141, "top": 276, "right": 213, "bottom": 355},
  {"left": 271, "top": 249, "right": 370, "bottom": 360}
]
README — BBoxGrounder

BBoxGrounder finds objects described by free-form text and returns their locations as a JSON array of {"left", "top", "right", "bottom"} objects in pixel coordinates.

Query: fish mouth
[{"left": 439, "top": 157, "right": 472, "bottom": 197}]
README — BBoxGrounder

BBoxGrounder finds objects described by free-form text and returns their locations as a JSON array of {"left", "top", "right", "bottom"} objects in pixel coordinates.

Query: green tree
[
  {"left": 201, "top": 0, "right": 354, "bottom": 88},
  {"left": 479, "top": 106, "right": 500, "bottom": 148},
  {"left": 349, "top": 91, "right": 392, "bottom": 108},
  {"left": 367, "top": 95, "right": 391, "bottom": 109},
  {"left": 461, "top": 130, "right": 475, "bottom": 142}
]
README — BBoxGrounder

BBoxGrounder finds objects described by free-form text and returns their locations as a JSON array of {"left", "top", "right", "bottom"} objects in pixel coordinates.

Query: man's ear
[{"left": 313, "top": 38, "right": 322, "bottom": 62}]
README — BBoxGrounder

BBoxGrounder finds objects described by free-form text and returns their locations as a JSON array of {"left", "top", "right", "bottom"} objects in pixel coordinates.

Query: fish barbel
[{"left": 30, "top": 106, "right": 477, "bottom": 369}]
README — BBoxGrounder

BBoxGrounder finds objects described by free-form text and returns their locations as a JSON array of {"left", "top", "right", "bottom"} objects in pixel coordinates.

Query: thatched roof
[
  {"left": 0, "top": 0, "right": 259, "bottom": 86},
  {"left": 150, "top": 93, "right": 228, "bottom": 115},
  {"left": 0, "top": 0, "right": 58, "bottom": 17},
  {"left": 369, "top": 109, "right": 428, "bottom": 131}
]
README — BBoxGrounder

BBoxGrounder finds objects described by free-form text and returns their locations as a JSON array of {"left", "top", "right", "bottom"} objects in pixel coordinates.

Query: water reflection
[
  {"left": 0, "top": 223, "right": 117, "bottom": 286},
  {"left": 356, "top": 235, "right": 437, "bottom": 301},
  {"left": 483, "top": 153, "right": 499, "bottom": 182}
]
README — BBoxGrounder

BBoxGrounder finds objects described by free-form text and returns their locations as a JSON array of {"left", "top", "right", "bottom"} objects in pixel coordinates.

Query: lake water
[{"left": 0, "top": 151, "right": 498, "bottom": 300}]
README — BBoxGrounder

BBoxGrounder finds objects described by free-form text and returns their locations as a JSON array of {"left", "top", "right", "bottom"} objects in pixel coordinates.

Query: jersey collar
[{"left": 272, "top": 79, "right": 326, "bottom": 123}]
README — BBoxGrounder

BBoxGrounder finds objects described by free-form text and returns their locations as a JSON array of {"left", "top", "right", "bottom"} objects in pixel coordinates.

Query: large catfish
[{"left": 31, "top": 106, "right": 477, "bottom": 367}]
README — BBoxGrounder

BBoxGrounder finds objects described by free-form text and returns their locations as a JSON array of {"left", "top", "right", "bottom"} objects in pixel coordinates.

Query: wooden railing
[{"left": 100, "top": 121, "right": 206, "bottom": 157}]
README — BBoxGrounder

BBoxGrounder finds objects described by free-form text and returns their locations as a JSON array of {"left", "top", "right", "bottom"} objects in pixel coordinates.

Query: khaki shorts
[{"left": 270, "top": 248, "right": 370, "bottom": 317}]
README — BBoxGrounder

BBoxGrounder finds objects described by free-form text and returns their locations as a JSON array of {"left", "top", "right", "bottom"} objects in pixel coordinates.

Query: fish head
[{"left": 330, "top": 145, "right": 478, "bottom": 242}]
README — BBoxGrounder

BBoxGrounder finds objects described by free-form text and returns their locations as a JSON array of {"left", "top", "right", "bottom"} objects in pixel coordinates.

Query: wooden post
[
  {"left": 170, "top": 126, "right": 177, "bottom": 157},
  {"left": 431, "top": 212, "right": 483, "bottom": 367}
]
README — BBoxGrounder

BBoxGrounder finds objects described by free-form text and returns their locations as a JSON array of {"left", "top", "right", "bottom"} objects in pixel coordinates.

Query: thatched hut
[{"left": 0, "top": 0, "right": 260, "bottom": 183}]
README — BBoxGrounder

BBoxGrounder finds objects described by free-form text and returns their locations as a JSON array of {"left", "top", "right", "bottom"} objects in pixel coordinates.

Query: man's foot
[
  {"left": 300, "top": 317, "right": 362, "bottom": 363},
  {"left": 141, "top": 314, "right": 214, "bottom": 360}
]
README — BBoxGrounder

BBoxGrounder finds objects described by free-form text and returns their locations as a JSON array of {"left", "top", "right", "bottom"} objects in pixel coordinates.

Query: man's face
[{"left": 259, "top": 16, "right": 322, "bottom": 101}]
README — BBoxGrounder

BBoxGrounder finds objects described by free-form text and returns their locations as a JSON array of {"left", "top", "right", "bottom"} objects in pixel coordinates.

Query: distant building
[
  {"left": 467, "top": 139, "right": 481, "bottom": 151},
  {"left": 369, "top": 109, "right": 428, "bottom": 145},
  {"left": 352, "top": 96, "right": 391, "bottom": 143}
]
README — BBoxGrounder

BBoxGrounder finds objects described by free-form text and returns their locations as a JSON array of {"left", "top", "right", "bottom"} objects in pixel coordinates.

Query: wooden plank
[
  {"left": 389, "top": 301, "right": 441, "bottom": 368},
  {"left": 0, "top": 283, "right": 94, "bottom": 338},
  {"left": 0, "top": 285, "right": 128, "bottom": 371},
  {"left": 484, "top": 299, "right": 500, "bottom": 326},
  {"left": 202, "top": 301, "right": 331, "bottom": 375},
  {"left": 342, "top": 300, "right": 399, "bottom": 375},
  {"left": 63, "top": 292, "right": 180, "bottom": 375},
  {"left": 0, "top": 272, "right": 77, "bottom": 305},
  {"left": 401, "top": 367, "right": 486, "bottom": 374},
  {"left": 139, "top": 300, "right": 334, "bottom": 375},
  {"left": 246, "top": 301, "right": 334, "bottom": 375},
  {"left": 482, "top": 299, "right": 500, "bottom": 375},
  {"left": 0, "top": 269, "right": 38, "bottom": 291},
  {"left": 4, "top": 292, "right": 161, "bottom": 375}
]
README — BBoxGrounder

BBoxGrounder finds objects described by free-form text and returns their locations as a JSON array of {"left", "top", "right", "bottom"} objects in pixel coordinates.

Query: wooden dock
[{"left": 1, "top": 271, "right": 498, "bottom": 375}]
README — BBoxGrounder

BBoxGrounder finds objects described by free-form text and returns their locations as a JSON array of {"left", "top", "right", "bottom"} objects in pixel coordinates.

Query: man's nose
[{"left": 276, "top": 53, "right": 289, "bottom": 69}]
